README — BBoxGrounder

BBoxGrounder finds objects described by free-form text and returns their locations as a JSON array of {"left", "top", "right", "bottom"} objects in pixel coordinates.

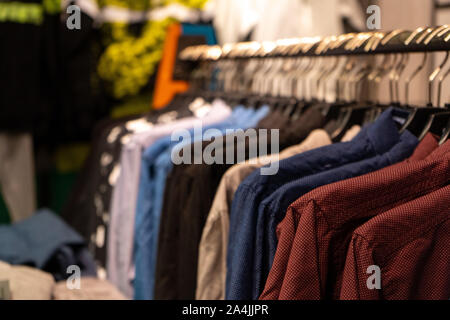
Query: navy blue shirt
[{"left": 226, "top": 108, "right": 419, "bottom": 300}]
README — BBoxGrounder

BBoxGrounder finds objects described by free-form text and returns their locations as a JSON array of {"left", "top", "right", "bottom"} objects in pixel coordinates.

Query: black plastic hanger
[
  {"left": 399, "top": 106, "right": 447, "bottom": 136},
  {"left": 400, "top": 51, "right": 450, "bottom": 136},
  {"left": 418, "top": 111, "right": 450, "bottom": 141},
  {"left": 290, "top": 100, "right": 309, "bottom": 121},
  {"left": 439, "top": 117, "right": 450, "bottom": 145},
  {"left": 331, "top": 104, "right": 371, "bottom": 142},
  {"left": 418, "top": 53, "right": 450, "bottom": 140},
  {"left": 329, "top": 57, "right": 375, "bottom": 141}
]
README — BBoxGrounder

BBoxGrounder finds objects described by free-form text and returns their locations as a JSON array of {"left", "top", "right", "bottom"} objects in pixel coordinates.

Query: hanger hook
[
  {"left": 438, "top": 37, "right": 450, "bottom": 108},
  {"left": 428, "top": 51, "right": 449, "bottom": 106},
  {"left": 388, "top": 54, "right": 401, "bottom": 103},
  {"left": 395, "top": 53, "right": 409, "bottom": 104},
  {"left": 437, "top": 64, "right": 450, "bottom": 108},
  {"left": 405, "top": 52, "right": 428, "bottom": 106}
]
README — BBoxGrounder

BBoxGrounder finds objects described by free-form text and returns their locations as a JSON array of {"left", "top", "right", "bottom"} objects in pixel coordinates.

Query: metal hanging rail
[{"left": 179, "top": 26, "right": 450, "bottom": 61}]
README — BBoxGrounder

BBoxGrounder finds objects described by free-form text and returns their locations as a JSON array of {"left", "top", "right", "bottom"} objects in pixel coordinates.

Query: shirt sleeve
[
  {"left": 259, "top": 202, "right": 310, "bottom": 300},
  {"left": 154, "top": 165, "right": 193, "bottom": 299},
  {"left": 196, "top": 178, "right": 229, "bottom": 300},
  {"left": 340, "top": 234, "right": 381, "bottom": 300}
]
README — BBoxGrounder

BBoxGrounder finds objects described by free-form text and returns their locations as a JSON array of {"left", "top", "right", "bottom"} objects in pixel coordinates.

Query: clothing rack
[{"left": 179, "top": 27, "right": 450, "bottom": 61}]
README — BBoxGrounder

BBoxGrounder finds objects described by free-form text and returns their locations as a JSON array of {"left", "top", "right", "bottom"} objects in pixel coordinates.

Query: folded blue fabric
[{"left": 0, "top": 209, "right": 97, "bottom": 280}]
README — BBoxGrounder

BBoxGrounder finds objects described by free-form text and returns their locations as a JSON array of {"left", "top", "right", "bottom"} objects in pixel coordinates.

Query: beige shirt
[
  {"left": 196, "top": 126, "right": 361, "bottom": 300},
  {"left": 0, "top": 261, "right": 55, "bottom": 300},
  {"left": 52, "top": 277, "right": 127, "bottom": 300}
]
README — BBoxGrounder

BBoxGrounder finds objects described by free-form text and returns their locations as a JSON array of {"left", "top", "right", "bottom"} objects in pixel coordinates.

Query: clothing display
[
  {"left": 71, "top": 30, "right": 449, "bottom": 299},
  {"left": 150, "top": 27, "right": 449, "bottom": 301},
  {"left": 153, "top": 106, "right": 329, "bottom": 300},
  {"left": 108, "top": 99, "right": 233, "bottom": 297},
  {"left": 196, "top": 129, "right": 332, "bottom": 300},
  {"left": 62, "top": 98, "right": 200, "bottom": 272},
  {"left": 196, "top": 125, "right": 362, "bottom": 300},
  {"left": 133, "top": 104, "right": 269, "bottom": 299},
  {"left": 90, "top": 90, "right": 448, "bottom": 301},
  {"left": 227, "top": 109, "right": 419, "bottom": 300},
  {"left": 260, "top": 133, "right": 446, "bottom": 300},
  {"left": 1, "top": 0, "right": 450, "bottom": 304}
]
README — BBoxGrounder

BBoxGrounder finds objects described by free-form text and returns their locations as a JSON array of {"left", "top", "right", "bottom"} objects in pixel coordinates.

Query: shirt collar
[{"left": 355, "top": 107, "right": 417, "bottom": 155}]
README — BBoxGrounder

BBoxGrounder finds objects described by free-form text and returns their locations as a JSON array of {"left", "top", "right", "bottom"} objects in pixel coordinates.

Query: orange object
[{"left": 153, "top": 23, "right": 189, "bottom": 109}]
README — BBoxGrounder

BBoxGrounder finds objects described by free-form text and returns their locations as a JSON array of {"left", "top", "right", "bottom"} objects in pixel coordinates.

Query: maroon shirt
[
  {"left": 340, "top": 185, "right": 450, "bottom": 300},
  {"left": 260, "top": 135, "right": 446, "bottom": 300}
]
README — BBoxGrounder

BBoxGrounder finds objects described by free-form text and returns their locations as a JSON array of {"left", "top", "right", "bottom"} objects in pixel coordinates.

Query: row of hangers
[{"left": 180, "top": 26, "right": 450, "bottom": 144}]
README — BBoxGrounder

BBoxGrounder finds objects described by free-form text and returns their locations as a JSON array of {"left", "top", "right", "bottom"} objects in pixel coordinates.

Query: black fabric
[
  {"left": 0, "top": 1, "right": 43, "bottom": 133},
  {"left": 257, "top": 109, "right": 291, "bottom": 131},
  {"left": 0, "top": 3, "right": 107, "bottom": 144},
  {"left": 154, "top": 109, "right": 326, "bottom": 299},
  {"left": 280, "top": 107, "right": 328, "bottom": 147},
  {"left": 56, "top": 11, "right": 108, "bottom": 143}
]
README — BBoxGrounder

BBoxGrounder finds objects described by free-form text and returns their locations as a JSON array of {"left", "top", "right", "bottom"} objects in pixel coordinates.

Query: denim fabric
[
  {"left": 133, "top": 106, "right": 269, "bottom": 299},
  {"left": 0, "top": 209, "right": 97, "bottom": 280},
  {"left": 226, "top": 108, "right": 418, "bottom": 300}
]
